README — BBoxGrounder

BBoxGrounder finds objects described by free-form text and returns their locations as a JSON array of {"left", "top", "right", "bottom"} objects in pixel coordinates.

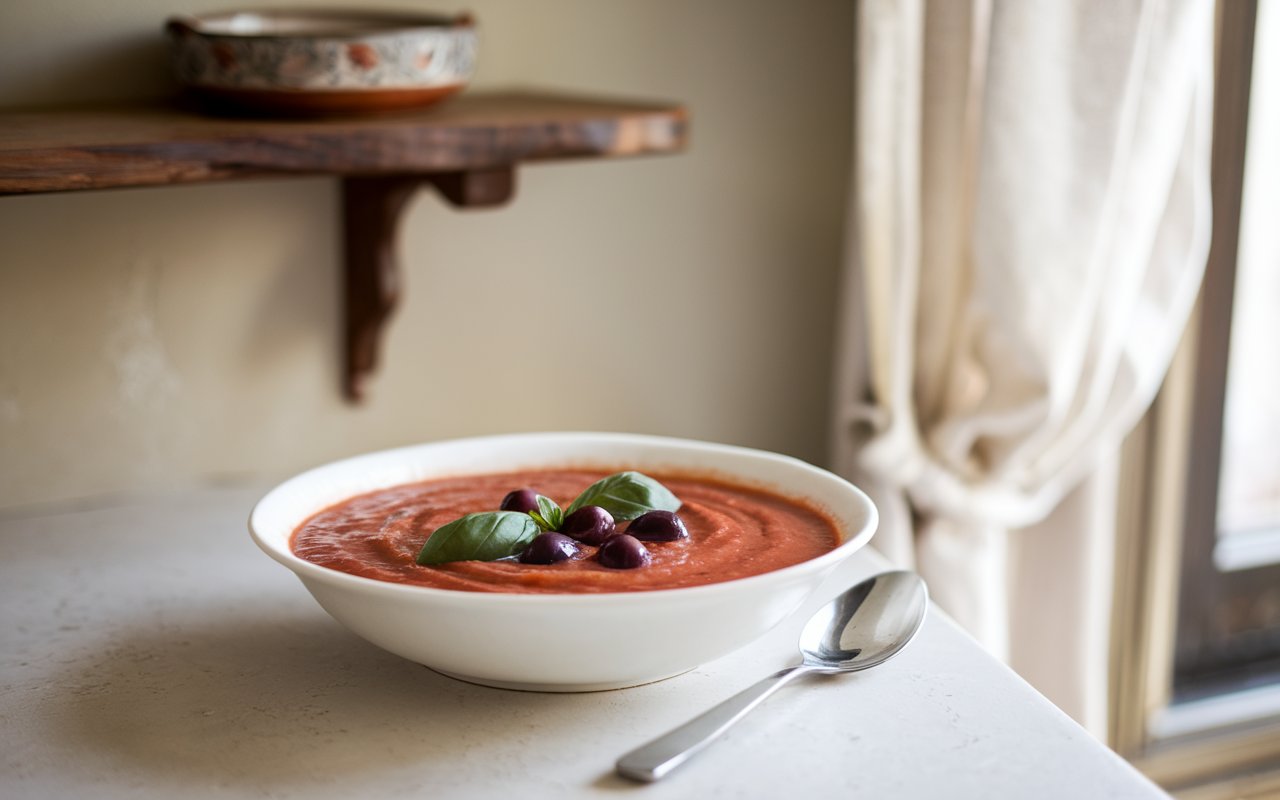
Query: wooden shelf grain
[
  {"left": 0, "top": 90, "right": 687, "bottom": 194},
  {"left": 0, "top": 90, "right": 688, "bottom": 399}
]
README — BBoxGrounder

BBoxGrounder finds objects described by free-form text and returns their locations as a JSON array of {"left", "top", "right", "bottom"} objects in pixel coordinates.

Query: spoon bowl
[
  {"left": 617, "top": 570, "right": 928, "bottom": 782},
  {"left": 800, "top": 571, "right": 928, "bottom": 671}
]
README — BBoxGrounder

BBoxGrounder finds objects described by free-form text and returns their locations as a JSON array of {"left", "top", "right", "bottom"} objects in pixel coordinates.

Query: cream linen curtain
[{"left": 833, "top": 0, "right": 1214, "bottom": 735}]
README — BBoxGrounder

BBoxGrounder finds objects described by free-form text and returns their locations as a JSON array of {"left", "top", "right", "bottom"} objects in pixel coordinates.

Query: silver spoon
[{"left": 615, "top": 570, "right": 928, "bottom": 782}]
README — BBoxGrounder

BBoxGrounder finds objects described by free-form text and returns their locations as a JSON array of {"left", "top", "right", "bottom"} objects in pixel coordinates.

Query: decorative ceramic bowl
[
  {"left": 166, "top": 9, "right": 477, "bottom": 114},
  {"left": 249, "top": 432, "right": 877, "bottom": 691}
]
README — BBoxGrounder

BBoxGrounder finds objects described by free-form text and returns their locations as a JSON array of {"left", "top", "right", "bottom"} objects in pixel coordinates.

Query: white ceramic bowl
[{"left": 249, "top": 432, "right": 877, "bottom": 691}]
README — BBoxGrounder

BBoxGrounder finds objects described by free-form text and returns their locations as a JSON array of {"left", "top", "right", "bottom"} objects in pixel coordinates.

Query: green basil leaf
[
  {"left": 536, "top": 495, "right": 564, "bottom": 530},
  {"left": 416, "top": 511, "right": 541, "bottom": 565},
  {"left": 565, "top": 471, "right": 681, "bottom": 522},
  {"left": 528, "top": 510, "right": 554, "bottom": 531}
]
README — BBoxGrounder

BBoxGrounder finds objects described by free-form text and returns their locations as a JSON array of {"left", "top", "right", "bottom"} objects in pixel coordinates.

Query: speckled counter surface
[{"left": 1, "top": 487, "right": 1167, "bottom": 799}]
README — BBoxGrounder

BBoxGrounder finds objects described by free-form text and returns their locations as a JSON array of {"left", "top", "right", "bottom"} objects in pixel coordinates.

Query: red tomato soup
[{"left": 291, "top": 469, "right": 841, "bottom": 593}]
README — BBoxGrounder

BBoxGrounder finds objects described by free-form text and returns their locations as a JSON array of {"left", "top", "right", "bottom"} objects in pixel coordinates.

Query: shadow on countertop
[{"left": 45, "top": 609, "right": 653, "bottom": 793}]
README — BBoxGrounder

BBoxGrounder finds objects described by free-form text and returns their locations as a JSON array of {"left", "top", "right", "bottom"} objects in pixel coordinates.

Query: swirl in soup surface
[{"left": 291, "top": 468, "right": 841, "bottom": 593}]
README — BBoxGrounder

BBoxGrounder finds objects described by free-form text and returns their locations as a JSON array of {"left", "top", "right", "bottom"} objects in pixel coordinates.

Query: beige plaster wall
[{"left": 0, "top": 0, "right": 854, "bottom": 510}]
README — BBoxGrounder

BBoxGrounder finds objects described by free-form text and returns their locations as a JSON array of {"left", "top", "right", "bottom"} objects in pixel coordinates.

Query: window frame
[{"left": 1109, "top": 0, "right": 1280, "bottom": 794}]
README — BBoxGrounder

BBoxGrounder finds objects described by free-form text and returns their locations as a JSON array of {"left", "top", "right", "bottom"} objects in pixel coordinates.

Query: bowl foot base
[{"left": 427, "top": 666, "right": 696, "bottom": 693}]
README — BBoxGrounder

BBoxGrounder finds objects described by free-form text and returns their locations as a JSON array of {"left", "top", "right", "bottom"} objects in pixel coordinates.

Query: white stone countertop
[{"left": 1, "top": 486, "right": 1167, "bottom": 799}]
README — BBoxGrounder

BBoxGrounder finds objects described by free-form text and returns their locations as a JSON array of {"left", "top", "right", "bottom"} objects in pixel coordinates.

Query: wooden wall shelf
[{"left": 0, "top": 90, "right": 688, "bottom": 399}]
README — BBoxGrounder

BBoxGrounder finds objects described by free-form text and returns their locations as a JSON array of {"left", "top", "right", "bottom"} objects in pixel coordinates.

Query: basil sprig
[
  {"left": 565, "top": 471, "right": 681, "bottom": 521},
  {"left": 415, "top": 471, "right": 681, "bottom": 565},
  {"left": 415, "top": 511, "right": 541, "bottom": 565},
  {"left": 529, "top": 495, "right": 564, "bottom": 531}
]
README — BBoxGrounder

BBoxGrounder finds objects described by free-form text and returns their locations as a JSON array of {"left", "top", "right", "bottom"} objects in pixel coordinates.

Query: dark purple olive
[
  {"left": 627, "top": 510, "right": 688, "bottom": 542},
  {"left": 597, "top": 534, "right": 651, "bottom": 569},
  {"left": 561, "top": 505, "right": 616, "bottom": 545},
  {"left": 500, "top": 488, "right": 540, "bottom": 514},
  {"left": 519, "top": 532, "right": 580, "bottom": 565}
]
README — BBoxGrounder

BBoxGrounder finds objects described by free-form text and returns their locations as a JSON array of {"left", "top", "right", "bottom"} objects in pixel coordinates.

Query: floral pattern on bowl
[{"left": 166, "top": 10, "right": 477, "bottom": 114}]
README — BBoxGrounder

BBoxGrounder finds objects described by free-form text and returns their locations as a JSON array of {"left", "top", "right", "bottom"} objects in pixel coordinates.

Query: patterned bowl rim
[{"left": 167, "top": 8, "right": 476, "bottom": 43}]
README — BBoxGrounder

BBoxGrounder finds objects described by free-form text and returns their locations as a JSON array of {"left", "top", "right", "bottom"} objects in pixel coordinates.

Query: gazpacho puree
[{"left": 291, "top": 469, "right": 841, "bottom": 593}]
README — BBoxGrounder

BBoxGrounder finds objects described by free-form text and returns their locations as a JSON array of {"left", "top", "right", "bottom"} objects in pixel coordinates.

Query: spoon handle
[{"left": 615, "top": 664, "right": 813, "bottom": 782}]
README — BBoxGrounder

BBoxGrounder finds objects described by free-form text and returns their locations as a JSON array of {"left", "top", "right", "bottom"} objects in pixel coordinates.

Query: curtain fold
[{"left": 834, "top": 0, "right": 1214, "bottom": 734}]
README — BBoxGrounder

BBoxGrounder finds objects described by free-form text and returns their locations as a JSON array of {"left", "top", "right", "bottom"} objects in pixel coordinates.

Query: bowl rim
[
  {"left": 168, "top": 8, "right": 475, "bottom": 42},
  {"left": 248, "top": 431, "right": 878, "bottom": 606}
]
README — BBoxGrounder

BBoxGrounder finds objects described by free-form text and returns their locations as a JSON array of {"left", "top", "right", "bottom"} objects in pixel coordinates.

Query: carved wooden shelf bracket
[{"left": 342, "top": 167, "right": 515, "bottom": 400}]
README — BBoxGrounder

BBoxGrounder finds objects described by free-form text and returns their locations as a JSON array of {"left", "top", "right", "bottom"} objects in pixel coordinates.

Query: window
[
  {"left": 1175, "top": 0, "right": 1280, "bottom": 704},
  {"left": 1111, "top": 1, "right": 1280, "bottom": 795}
]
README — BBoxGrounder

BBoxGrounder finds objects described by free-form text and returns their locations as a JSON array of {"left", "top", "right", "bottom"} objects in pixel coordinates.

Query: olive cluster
[{"left": 499, "top": 488, "right": 688, "bottom": 570}]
